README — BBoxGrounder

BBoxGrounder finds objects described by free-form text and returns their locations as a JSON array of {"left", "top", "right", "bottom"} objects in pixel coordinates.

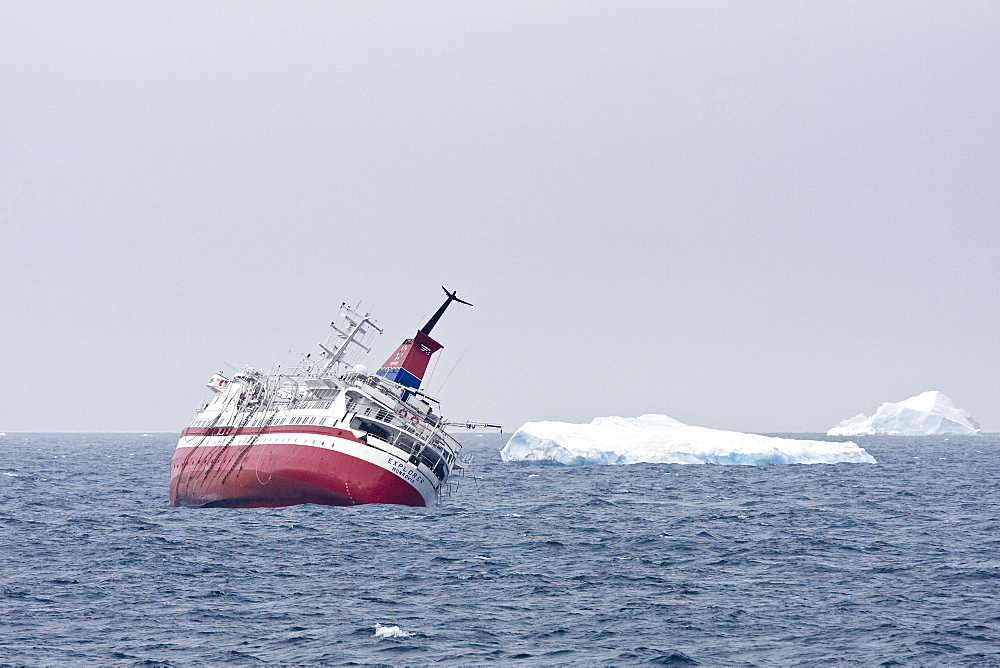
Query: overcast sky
[{"left": 2, "top": 1, "right": 998, "bottom": 434}]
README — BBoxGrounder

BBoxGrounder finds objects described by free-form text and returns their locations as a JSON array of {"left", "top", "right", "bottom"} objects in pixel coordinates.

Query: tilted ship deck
[{"left": 169, "top": 288, "right": 491, "bottom": 508}]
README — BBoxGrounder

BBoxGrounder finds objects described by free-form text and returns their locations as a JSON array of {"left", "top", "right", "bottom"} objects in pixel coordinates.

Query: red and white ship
[{"left": 169, "top": 288, "right": 491, "bottom": 508}]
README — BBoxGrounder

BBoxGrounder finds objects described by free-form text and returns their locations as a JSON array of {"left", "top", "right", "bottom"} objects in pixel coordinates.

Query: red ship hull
[{"left": 169, "top": 441, "right": 427, "bottom": 508}]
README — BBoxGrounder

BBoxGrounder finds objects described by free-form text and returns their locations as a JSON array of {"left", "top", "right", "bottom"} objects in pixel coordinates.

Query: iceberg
[
  {"left": 500, "top": 414, "right": 876, "bottom": 466},
  {"left": 827, "top": 391, "right": 981, "bottom": 436}
]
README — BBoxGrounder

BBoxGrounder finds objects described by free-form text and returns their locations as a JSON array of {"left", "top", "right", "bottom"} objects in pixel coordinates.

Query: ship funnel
[{"left": 376, "top": 287, "right": 471, "bottom": 389}]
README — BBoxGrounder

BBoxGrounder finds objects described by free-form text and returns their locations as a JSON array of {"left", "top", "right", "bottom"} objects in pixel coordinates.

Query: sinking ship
[{"left": 169, "top": 288, "right": 493, "bottom": 508}]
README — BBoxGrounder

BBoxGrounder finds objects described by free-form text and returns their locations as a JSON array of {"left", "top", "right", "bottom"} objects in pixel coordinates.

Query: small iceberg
[
  {"left": 827, "top": 391, "right": 981, "bottom": 436},
  {"left": 501, "top": 414, "right": 876, "bottom": 466}
]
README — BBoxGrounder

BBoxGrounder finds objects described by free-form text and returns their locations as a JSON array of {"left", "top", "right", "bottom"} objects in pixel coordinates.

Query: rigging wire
[{"left": 434, "top": 349, "right": 467, "bottom": 395}]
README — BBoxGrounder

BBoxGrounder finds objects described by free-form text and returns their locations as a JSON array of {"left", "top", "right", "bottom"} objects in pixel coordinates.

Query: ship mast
[
  {"left": 421, "top": 287, "right": 473, "bottom": 335},
  {"left": 375, "top": 287, "right": 472, "bottom": 390},
  {"left": 318, "top": 304, "right": 382, "bottom": 374}
]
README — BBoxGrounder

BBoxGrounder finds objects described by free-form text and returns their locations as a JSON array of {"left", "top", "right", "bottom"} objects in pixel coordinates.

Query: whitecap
[{"left": 374, "top": 623, "right": 414, "bottom": 638}]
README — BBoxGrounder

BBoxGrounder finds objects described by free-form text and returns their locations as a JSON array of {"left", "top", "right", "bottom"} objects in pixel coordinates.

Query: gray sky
[{"left": 2, "top": 1, "right": 998, "bottom": 433}]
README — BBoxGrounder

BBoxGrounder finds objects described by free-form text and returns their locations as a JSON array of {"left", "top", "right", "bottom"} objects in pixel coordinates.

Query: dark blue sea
[{"left": 2, "top": 432, "right": 1000, "bottom": 666}]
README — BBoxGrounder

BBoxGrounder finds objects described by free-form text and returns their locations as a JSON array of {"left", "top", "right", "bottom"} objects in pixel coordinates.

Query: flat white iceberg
[
  {"left": 501, "top": 414, "right": 876, "bottom": 466},
  {"left": 827, "top": 391, "right": 981, "bottom": 436}
]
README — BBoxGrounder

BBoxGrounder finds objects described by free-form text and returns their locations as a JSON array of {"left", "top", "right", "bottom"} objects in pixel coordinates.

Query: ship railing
[
  {"left": 344, "top": 373, "right": 448, "bottom": 429},
  {"left": 429, "top": 432, "right": 462, "bottom": 462},
  {"left": 353, "top": 404, "right": 462, "bottom": 458},
  {"left": 354, "top": 404, "right": 429, "bottom": 441},
  {"left": 344, "top": 372, "right": 443, "bottom": 407}
]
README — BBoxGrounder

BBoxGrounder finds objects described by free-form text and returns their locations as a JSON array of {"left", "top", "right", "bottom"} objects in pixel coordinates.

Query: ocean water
[{"left": 1, "top": 432, "right": 999, "bottom": 666}]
